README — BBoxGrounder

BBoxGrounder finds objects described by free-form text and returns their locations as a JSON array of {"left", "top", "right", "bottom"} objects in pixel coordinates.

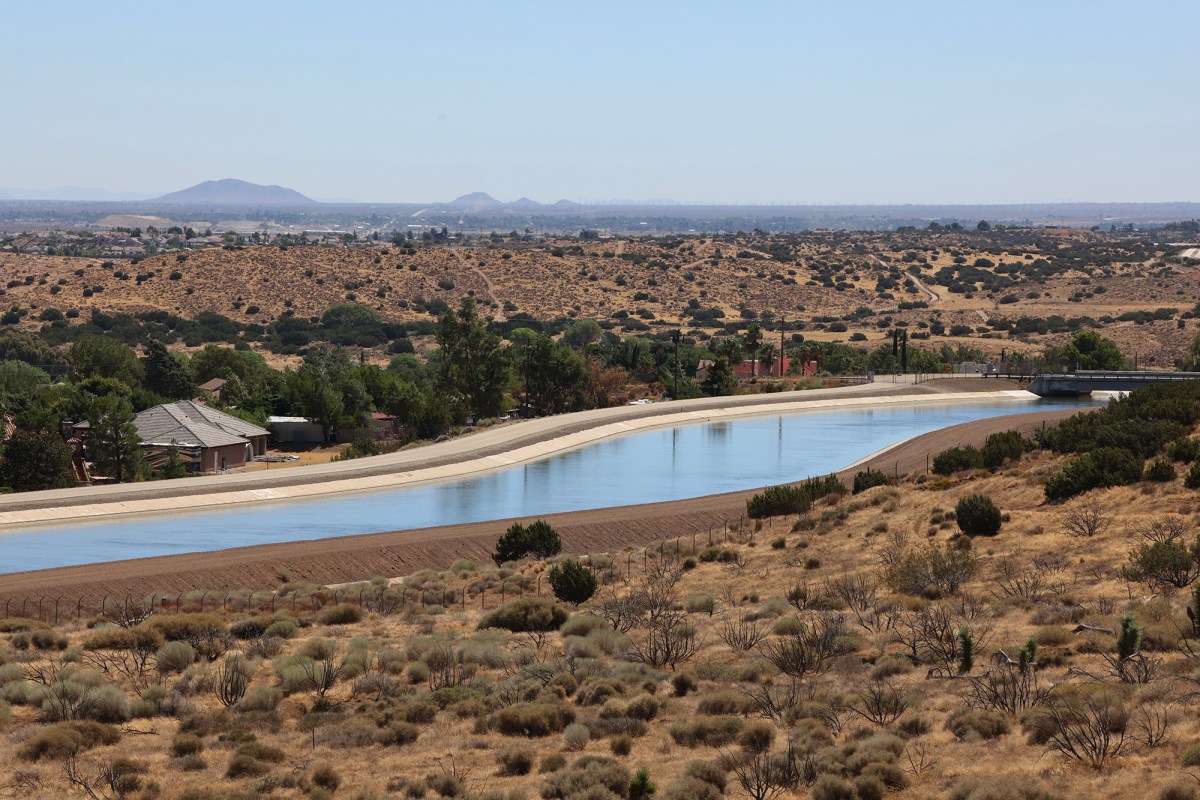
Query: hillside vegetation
[{"left": 3, "top": 391, "right": 1200, "bottom": 799}]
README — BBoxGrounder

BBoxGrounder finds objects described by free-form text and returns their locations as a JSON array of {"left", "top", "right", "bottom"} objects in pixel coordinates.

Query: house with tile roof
[{"left": 134, "top": 400, "right": 269, "bottom": 472}]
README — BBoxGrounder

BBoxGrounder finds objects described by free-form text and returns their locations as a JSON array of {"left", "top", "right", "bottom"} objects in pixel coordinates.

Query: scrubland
[{"left": 3, "top": 436, "right": 1200, "bottom": 800}]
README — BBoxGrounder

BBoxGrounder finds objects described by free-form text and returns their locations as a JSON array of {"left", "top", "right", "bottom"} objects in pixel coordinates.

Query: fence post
[
  {"left": 5, "top": 598, "right": 11, "bottom": 617},
  {"left": 54, "top": 596, "right": 62, "bottom": 624},
  {"left": 462, "top": 587, "right": 466, "bottom": 610},
  {"left": 77, "top": 597, "right": 84, "bottom": 620},
  {"left": 36, "top": 597, "right": 43, "bottom": 622},
  {"left": 480, "top": 584, "right": 485, "bottom": 610}
]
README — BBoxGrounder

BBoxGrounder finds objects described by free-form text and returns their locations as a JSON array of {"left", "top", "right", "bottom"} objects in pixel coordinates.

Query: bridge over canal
[{"left": 1024, "top": 371, "right": 1200, "bottom": 397}]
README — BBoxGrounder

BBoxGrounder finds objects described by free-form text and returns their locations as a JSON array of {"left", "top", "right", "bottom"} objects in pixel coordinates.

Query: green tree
[
  {"left": 744, "top": 324, "right": 762, "bottom": 376},
  {"left": 563, "top": 318, "right": 603, "bottom": 349},
  {"left": 628, "top": 767, "right": 657, "bottom": 800},
  {"left": 1183, "top": 331, "right": 1200, "bottom": 371},
  {"left": 290, "top": 366, "right": 344, "bottom": 441},
  {"left": 518, "top": 333, "right": 590, "bottom": 414},
  {"left": 524, "top": 520, "right": 562, "bottom": 559},
  {"left": 0, "top": 426, "right": 77, "bottom": 491},
  {"left": 69, "top": 335, "right": 142, "bottom": 387},
  {"left": 548, "top": 559, "right": 597, "bottom": 605},
  {"left": 87, "top": 394, "right": 143, "bottom": 483},
  {"left": 701, "top": 356, "right": 737, "bottom": 397},
  {"left": 1061, "top": 330, "right": 1127, "bottom": 371},
  {"left": 436, "top": 298, "right": 507, "bottom": 419},
  {"left": 142, "top": 339, "right": 195, "bottom": 399}
]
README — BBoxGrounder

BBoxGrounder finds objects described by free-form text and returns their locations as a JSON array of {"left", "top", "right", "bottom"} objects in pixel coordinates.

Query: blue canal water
[{"left": 0, "top": 396, "right": 1101, "bottom": 573}]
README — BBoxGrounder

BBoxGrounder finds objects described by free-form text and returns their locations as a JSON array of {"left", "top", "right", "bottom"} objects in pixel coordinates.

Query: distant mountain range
[
  {"left": 442, "top": 192, "right": 582, "bottom": 210},
  {"left": 154, "top": 179, "right": 317, "bottom": 206}
]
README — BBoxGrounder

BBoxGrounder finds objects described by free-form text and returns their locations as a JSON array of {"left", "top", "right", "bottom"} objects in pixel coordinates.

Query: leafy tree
[
  {"left": 436, "top": 298, "right": 507, "bottom": 419},
  {"left": 933, "top": 445, "right": 983, "bottom": 475},
  {"left": 548, "top": 559, "right": 597, "bottom": 605},
  {"left": 562, "top": 318, "right": 603, "bottom": 349},
  {"left": 0, "top": 426, "right": 77, "bottom": 491},
  {"left": 956, "top": 494, "right": 1002, "bottom": 537},
  {"left": 515, "top": 332, "right": 590, "bottom": 414},
  {"left": 142, "top": 339, "right": 194, "bottom": 400},
  {"left": 1184, "top": 331, "right": 1200, "bottom": 372},
  {"left": 744, "top": 324, "right": 762, "bottom": 376},
  {"left": 1044, "top": 447, "right": 1145, "bottom": 501},
  {"left": 628, "top": 767, "right": 657, "bottom": 800},
  {"left": 1123, "top": 538, "right": 1200, "bottom": 590},
  {"left": 1061, "top": 330, "right": 1127, "bottom": 371},
  {"left": 290, "top": 366, "right": 344, "bottom": 441},
  {"left": 524, "top": 520, "right": 562, "bottom": 559},
  {"left": 980, "top": 431, "right": 1025, "bottom": 469},
  {"left": 86, "top": 394, "right": 143, "bottom": 483},
  {"left": 70, "top": 335, "right": 142, "bottom": 388}
]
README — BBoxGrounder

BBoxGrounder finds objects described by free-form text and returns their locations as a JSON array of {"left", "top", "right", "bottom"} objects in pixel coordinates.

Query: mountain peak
[
  {"left": 446, "top": 192, "right": 502, "bottom": 207},
  {"left": 154, "top": 179, "right": 316, "bottom": 206}
]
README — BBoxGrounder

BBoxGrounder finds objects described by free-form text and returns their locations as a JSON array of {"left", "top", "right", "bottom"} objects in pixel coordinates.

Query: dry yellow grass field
[{"left": 2, "top": 441, "right": 1200, "bottom": 800}]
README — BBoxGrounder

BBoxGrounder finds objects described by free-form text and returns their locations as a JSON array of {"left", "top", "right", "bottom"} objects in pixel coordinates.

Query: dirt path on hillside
[{"left": 0, "top": 403, "right": 1087, "bottom": 606}]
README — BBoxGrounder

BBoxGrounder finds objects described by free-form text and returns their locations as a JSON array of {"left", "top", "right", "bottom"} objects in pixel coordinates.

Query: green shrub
[
  {"left": 157, "top": 641, "right": 197, "bottom": 673},
  {"left": 933, "top": 446, "right": 983, "bottom": 475},
  {"left": 1181, "top": 741, "right": 1200, "bottom": 767},
  {"left": 956, "top": 494, "right": 1002, "bottom": 537},
  {"left": 479, "top": 597, "right": 569, "bottom": 632},
  {"left": 1145, "top": 459, "right": 1177, "bottom": 482},
  {"left": 981, "top": 430, "right": 1026, "bottom": 469},
  {"left": 226, "top": 754, "right": 269, "bottom": 779},
  {"left": 1044, "top": 447, "right": 1145, "bottom": 501},
  {"left": 853, "top": 470, "right": 894, "bottom": 494},
  {"left": 264, "top": 619, "right": 299, "bottom": 639},
  {"left": 1123, "top": 538, "right": 1200, "bottom": 590},
  {"left": 548, "top": 560, "right": 598, "bottom": 605},
  {"left": 1187, "top": 462, "right": 1200, "bottom": 490},
  {"left": 746, "top": 475, "right": 845, "bottom": 518},
  {"left": 1168, "top": 438, "right": 1200, "bottom": 463},
  {"left": 493, "top": 520, "right": 562, "bottom": 565},
  {"left": 882, "top": 542, "right": 977, "bottom": 596}
]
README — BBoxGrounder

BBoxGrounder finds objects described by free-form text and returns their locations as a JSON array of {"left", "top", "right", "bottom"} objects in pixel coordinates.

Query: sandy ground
[{"left": 0, "top": 382, "right": 1090, "bottom": 607}]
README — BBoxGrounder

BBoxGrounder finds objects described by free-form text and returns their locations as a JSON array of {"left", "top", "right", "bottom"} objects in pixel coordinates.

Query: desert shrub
[
  {"left": 671, "top": 673, "right": 697, "bottom": 697},
  {"left": 564, "top": 722, "right": 591, "bottom": 750},
  {"left": 561, "top": 615, "right": 610, "bottom": 638},
  {"left": 540, "top": 753, "right": 567, "bottom": 773},
  {"left": 145, "top": 613, "right": 226, "bottom": 649},
  {"left": 1145, "top": 459, "right": 1177, "bottom": 482},
  {"left": 229, "top": 617, "right": 270, "bottom": 639},
  {"left": 497, "top": 746, "right": 535, "bottom": 776},
  {"left": 375, "top": 721, "right": 420, "bottom": 746},
  {"left": 1157, "top": 784, "right": 1198, "bottom": 800},
  {"left": 882, "top": 541, "right": 977, "bottom": 596},
  {"left": 318, "top": 603, "right": 363, "bottom": 625},
  {"left": 548, "top": 560, "right": 598, "bottom": 605},
  {"left": 946, "top": 707, "right": 1011, "bottom": 740},
  {"left": 853, "top": 470, "right": 894, "bottom": 494},
  {"left": 624, "top": 694, "right": 659, "bottom": 721},
  {"left": 669, "top": 715, "right": 743, "bottom": 747},
  {"left": 1187, "top": 462, "right": 1200, "bottom": 489},
  {"left": 1044, "top": 447, "right": 1144, "bottom": 501},
  {"left": 493, "top": 520, "right": 562, "bottom": 564},
  {"left": 238, "top": 687, "right": 282, "bottom": 713},
  {"left": 812, "top": 774, "right": 857, "bottom": 800},
  {"left": 1124, "top": 538, "right": 1200, "bottom": 590},
  {"left": 1182, "top": 741, "right": 1200, "bottom": 767},
  {"left": 172, "top": 733, "right": 204, "bottom": 757},
  {"left": 540, "top": 755, "right": 631, "bottom": 799},
  {"left": 312, "top": 764, "right": 341, "bottom": 791},
  {"left": 661, "top": 777, "right": 720, "bottom": 800},
  {"left": 479, "top": 597, "right": 569, "bottom": 632},
  {"left": 489, "top": 702, "right": 575, "bottom": 737},
  {"left": 697, "top": 691, "right": 748, "bottom": 715},
  {"left": 610, "top": 734, "right": 633, "bottom": 756},
  {"left": 236, "top": 741, "right": 284, "bottom": 763},
  {"left": 17, "top": 720, "right": 121, "bottom": 761},
  {"left": 264, "top": 619, "right": 299, "bottom": 639},
  {"left": 933, "top": 446, "right": 983, "bottom": 475},
  {"left": 981, "top": 431, "right": 1026, "bottom": 469},
  {"left": 684, "top": 760, "right": 727, "bottom": 792},
  {"left": 956, "top": 494, "right": 1002, "bottom": 537},
  {"left": 945, "top": 774, "right": 1063, "bottom": 800},
  {"left": 157, "top": 641, "right": 197, "bottom": 673},
  {"left": 737, "top": 720, "right": 775, "bottom": 752},
  {"left": 226, "top": 754, "right": 270, "bottom": 779}
]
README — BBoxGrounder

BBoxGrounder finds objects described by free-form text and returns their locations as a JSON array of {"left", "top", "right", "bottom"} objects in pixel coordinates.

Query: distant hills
[
  {"left": 154, "top": 179, "right": 316, "bottom": 206},
  {"left": 441, "top": 192, "right": 582, "bottom": 210}
]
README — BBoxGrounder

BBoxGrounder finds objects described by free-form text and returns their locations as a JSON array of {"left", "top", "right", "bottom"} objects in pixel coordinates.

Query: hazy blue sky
[{"left": 2, "top": 1, "right": 1196, "bottom": 204}]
